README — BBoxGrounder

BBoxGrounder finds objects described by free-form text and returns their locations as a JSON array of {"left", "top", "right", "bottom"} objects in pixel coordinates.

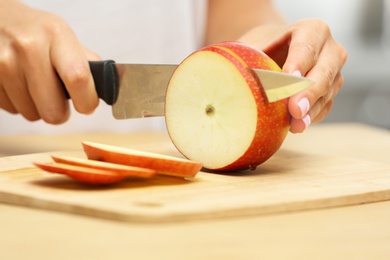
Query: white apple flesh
[{"left": 165, "top": 42, "right": 290, "bottom": 172}]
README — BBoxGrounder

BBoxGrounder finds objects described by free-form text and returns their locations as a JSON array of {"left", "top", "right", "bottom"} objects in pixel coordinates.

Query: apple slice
[
  {"left": 82, "top": 141, "right": 202, "bottom": 178},
  {"left": 34, "top": 162, "right": 128, "bottom": 185},
  {"left": 165, "top": 41, "right": 290, "bottom": 172},
  {"left": 51, "top": 155, "right": 156, "bottom": 178}
]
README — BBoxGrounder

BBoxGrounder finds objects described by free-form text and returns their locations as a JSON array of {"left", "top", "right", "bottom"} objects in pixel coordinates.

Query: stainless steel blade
[
  {"left": 111, "top": 64, "right": 314, "bottom": 119},
  {"left": 251, "top": 69, "right": 314, "bottom": 103},
  {"left": 112, "top": 64, "right": 177, "bottom": 119}
]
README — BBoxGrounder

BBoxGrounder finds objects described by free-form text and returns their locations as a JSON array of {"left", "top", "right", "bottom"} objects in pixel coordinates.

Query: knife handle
[{"left": 62, "top": 60, "right": 119, "bottom": 105}]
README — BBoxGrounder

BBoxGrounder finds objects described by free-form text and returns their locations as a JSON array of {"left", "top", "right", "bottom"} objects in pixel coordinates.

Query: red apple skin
[
  {"left": 209, "top": 42, "right": 290, "bottom": 171},
  {"left": 82, "top": 142, "right": 202, "bottom": 178},
  {"left": 168, "top": 41, "right": 290, "bottom": 172},
  {"left": 34, "top": 162, "right": 126, "bottom": 185},
  {"left": 51, "top": 155, "right": 156, "bottom": 178}
]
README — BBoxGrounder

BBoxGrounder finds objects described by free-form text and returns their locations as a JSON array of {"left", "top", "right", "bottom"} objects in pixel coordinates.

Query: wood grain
[{"left": 1, "top": 147, "right": 390, "bottom": 223}]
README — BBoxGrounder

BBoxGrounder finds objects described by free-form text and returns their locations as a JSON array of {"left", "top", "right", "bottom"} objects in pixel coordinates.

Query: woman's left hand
[{"left": 239, "top": 18, "right": 348, "bottom": 133}]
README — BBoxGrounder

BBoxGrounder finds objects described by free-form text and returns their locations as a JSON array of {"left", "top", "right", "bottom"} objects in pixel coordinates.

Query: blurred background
[
  {"left": 275, "top": 0, "right": 390, "bottom": 129},
  {"left": 2, "top": 0, "right": 389, "bottom": 134}
]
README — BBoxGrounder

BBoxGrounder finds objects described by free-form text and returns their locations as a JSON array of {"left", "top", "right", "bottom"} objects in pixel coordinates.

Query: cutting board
[{"left": 1, "top": 147, "right": 390, "bottom": 223}]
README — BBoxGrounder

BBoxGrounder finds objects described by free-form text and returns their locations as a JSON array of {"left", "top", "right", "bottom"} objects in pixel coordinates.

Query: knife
[{"left": 64, "top": 60, "right": 314, "bottom": 119}]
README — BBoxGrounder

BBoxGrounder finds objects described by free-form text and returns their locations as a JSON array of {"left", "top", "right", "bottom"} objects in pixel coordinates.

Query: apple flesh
[
  {"left": 82, "top": 141, "right": 202, "bottom": 178},
  {"left": 165, "top": 41, "right": 290, "bottom": 172}
]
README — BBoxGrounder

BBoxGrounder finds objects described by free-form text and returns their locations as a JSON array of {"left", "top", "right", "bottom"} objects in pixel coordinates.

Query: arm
[
  {"left": 205, "top": 0, "right": 286, "bottom": 44},
  {"left": 0, "top": 0, "right": 99, "bottom": 124},
  {"left": 205, "top": 0, "right": 347, "bottom": 133}
]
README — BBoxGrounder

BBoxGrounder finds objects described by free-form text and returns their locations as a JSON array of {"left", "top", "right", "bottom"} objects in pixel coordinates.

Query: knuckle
[
  {"left": 0, "top": 47, "right": 14, "bottom": 74},
  {"left": 64, "top": 63, "right": 91, "bottom": 88},
  {"left": 292, "top": 36, "right": 318, "bottom": 62},
  {"left": 316, "top": 19, "right": 331, "bottom": 36},
  {"left": 303, "top": 42, "right": 317, "bottom": 61},
  {"left": 8, "top": 33, "right": 43, "bottom": 62},
  {"left": 4, "top": 27, "right": 38, "bottom": 54},
  {"left": 0, "top": 57, "right": 8, "bottom": 74},
  {"left": 43, "top": 14, "right": 68, "bottom": 34},
  {"left": 319, "top": 66, "right": 335, "bottom": 91},
  {"left": 304, "top": 18, "right": 331, "bottom": 36},
  {"left": 3, "top": 15, "right": 66, "bottom": 59}
]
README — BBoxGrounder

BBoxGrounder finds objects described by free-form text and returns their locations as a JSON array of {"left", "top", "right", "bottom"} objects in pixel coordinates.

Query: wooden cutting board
[{"left": 1, "top": 147, "right": 390, "bottom": 223}]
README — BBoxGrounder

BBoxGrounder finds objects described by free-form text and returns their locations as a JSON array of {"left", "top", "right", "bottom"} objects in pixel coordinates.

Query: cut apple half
[
  {"left": 82, "top": 141, "right": 202, "bottom": 178},
  {"left": 165, "top": 41, "right": 290, "bottom": 172},
  {"left": 166, "top": 51, "right": 257, "bottom": 170},
  {"left": 34, "top": 162, "right": 128, "bottom": 185},
  {"left": 51, "top": 155, "right": 156, "bottom": 178}
]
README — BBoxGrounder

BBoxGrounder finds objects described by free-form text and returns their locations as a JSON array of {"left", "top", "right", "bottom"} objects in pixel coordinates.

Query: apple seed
[{"left": 205, "top": 104, "right": 215, "bottom": 117}]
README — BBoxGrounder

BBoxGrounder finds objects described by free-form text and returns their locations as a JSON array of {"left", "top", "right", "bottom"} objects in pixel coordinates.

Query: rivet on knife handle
[{"left": 62, "top": 60, "right": 119, "bottom": 105}]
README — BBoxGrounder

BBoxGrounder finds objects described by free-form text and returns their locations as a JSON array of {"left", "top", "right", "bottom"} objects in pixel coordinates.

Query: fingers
[
  {"left": 283, "top": 19, "right": 347, "bottom": 133},
  {"left": 0, "top": 6, "right": 99, "bottom": 124},
  {"left": 50, "top": 24, "right": 99, "bottom": 115},
  {"left": 288, "top": 41, "right": 347, "bottom": 133},
  {"left": 243, "top": 19, "right": 347, "bottom": 133},
  {"left": 282, "top": 19, "right": 330, "bottom": 75},
  {"left": 15, "top": 28, "right": 70, "bottom": 124},
  {"left": 0, "top": 83, "right": 17, "bottom": 114},
  {"left": 0, "top": 48, "right": 40, "bottom": 120}
]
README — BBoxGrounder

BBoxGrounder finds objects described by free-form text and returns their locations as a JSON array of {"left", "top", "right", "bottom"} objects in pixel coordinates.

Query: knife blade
[{"left": 65, "top": 60, "right": 314, "bottom": 119}]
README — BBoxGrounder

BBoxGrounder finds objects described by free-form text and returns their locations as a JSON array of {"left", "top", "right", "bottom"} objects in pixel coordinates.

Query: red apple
[
  {"left": 165, "top": 41, "right": 290, "bottom": 172},
  {"left": 82, "top": 141, "right": 202, "bottom": 178},
  {"left": 34, "top": 162, "right": 128, "bottom": 185},
  {"left": 51, "top": 155, "right": 156, "bottom": 178}
]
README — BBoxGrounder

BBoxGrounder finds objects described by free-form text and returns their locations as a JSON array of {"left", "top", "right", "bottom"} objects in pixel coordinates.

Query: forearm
[
  {"left": 204, "top": 0, "right": 286, "bottom": 45},
  {"left": 0, "top": 0, "right": 21, "bottom": 9}
]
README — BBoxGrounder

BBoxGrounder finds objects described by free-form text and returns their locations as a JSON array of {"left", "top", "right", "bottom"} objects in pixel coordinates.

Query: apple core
[{"left": 205, "top": 104, "right": 215, "bottom": 116}]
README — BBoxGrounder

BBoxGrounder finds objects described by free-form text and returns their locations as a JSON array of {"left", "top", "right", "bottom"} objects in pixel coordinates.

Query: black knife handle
[{"left": 62, "top": 60, "right": 119, "bottom": 105}]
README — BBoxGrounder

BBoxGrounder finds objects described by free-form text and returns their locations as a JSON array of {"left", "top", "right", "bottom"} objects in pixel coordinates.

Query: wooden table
[{"left": 0, "top": 123, "right": 389, "bottom": 259}]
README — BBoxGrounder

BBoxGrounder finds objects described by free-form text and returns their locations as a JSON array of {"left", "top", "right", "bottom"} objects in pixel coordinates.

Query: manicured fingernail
[
  {"left": 292, "top": 70, "right": 302, "bottom": 77},
  {"left": 302, "top": 114, "right": 311, "bottom": 129},
  {"left": 298, "top": 98, "right": 310, "bottom": 117}
]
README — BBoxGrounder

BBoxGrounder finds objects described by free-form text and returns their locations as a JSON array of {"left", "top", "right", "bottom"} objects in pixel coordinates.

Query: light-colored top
[{"left": 0, "top": 0, "right": 207, "bottom": 134}]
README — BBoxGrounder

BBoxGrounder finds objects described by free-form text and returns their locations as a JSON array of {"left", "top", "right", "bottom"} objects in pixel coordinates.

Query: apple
[
  {"left": 82, "top": 141, "right": 202, "bottom": 178},
  {"left": 51, "top": 155, "right": 156, "bottom": 178},
  {"left": 165, "top": 41, "right": 290, "bottom": 172},
  {"left": 34, "top": 162, "right": 129, "bottom": 185}
]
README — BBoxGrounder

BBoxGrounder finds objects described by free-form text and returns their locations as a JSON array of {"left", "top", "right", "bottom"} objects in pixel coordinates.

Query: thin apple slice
[
  {"left": 34, "top": 162, "right": 127, "bottom": 185},
  {"left": 82, "top": 141, "right": 202, "bottom": 178},
  {"left": 51, "top": 155, "right": 156, "bottom": 178}
]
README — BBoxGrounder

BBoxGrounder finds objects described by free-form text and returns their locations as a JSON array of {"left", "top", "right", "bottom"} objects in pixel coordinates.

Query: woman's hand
[
  {"left": 239, "top": 18, "right": 348, "bottom": 133},
  {"left": 0, "top": 0, "right": 99, "bottom": 124}
]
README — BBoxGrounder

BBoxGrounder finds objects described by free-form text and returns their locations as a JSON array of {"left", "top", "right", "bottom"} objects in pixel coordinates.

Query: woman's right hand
[{"left": 0, "top": 0, "right": 100, "bottom": 124}]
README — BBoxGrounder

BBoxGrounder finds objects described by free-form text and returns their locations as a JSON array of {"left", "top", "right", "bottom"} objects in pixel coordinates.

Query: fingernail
[
  {"left": 292, "top": 70, "right": 302, "bottom": 77},
  {"left": 302, "top": 114, "right": 311, "bottom": 129},
  {"left": 298, "top": 98, "right": 310, "bottom": 117}
]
